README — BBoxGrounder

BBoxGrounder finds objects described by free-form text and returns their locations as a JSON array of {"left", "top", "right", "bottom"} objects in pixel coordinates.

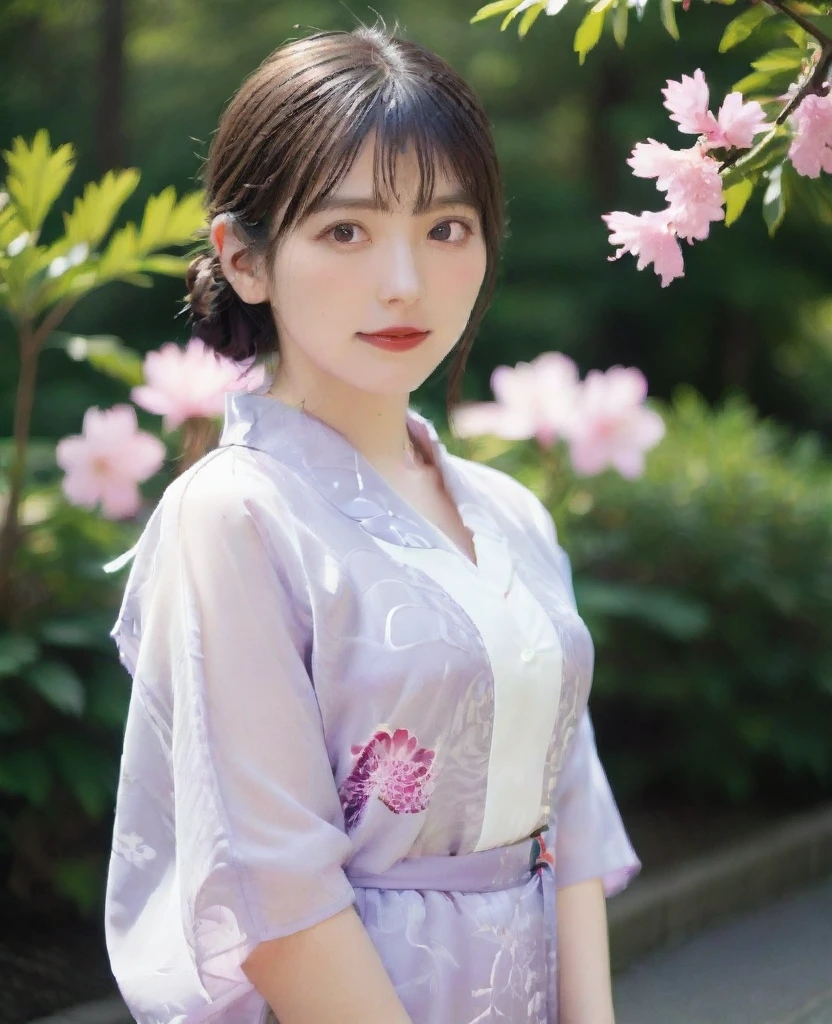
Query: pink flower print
[{"left": 339, "top": 727, "right": 436, "bottom": 832}]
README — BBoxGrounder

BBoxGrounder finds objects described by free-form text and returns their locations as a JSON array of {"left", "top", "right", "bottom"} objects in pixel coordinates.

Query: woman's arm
[
  {"left": 557, "top": 877, "right": 616, "bottom": 1024},
  {"left": 243, "top": 904, "right": 413, "bottom": 1024}
]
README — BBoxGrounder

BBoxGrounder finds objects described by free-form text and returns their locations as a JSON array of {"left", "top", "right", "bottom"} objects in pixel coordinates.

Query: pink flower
[
  {"left": 662, "top": 70, "right": 768, "bottom": 151},
  {"left": 602, "top": 209, "right": 685, "bottom": 287},
  {"left": 713, "top": 92, "right": 768, "bottom": 150},
  {"left": 339, "top": 727, "right": 436, "bottom": 832},
  {"left": 629, "top": 141, "right": 724, "bottom": 242},
  {"left": 56, "top": 405, "right": 166, "bottom": 519},
  {"left": 788, "top": 93, "right": 832, "bottom": 178},
  {"left": 662, "top": 69, "right": 719, "bottom": 138},
  {"left": 131, "top": 337, "right": 265, "bottom": 431},
  {"left": 561, "top": 367, "right": 665, "bottom": 479},
  {"left": 451, "top": 352, "right": 580, "bottom": 447}
]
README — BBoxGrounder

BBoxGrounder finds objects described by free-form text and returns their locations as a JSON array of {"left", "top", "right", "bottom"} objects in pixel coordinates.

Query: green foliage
[
  {"left": 0, "top": 483, "right": 135, "bottom": 912},
  {"left": 719, "top": 3, "right": 775, "bottom": 52},
  {"left": 574, "top": 0, "right": 614, "bottom": 64},
  {"left": 534, "top": 390, "right": 832, "bottom": 803},
  {"left": 0, "top": 130, "right": 204, "bottom": 320}
]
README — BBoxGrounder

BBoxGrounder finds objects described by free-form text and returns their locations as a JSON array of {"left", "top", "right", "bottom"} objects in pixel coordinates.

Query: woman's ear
[{"left": 210, "top": 214, "right": 270, "bottom": 305}]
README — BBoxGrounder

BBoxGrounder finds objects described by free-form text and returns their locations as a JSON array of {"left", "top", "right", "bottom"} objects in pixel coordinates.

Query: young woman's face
[{"left": 267, "top": 134, "right": 488, "bottom": 398}]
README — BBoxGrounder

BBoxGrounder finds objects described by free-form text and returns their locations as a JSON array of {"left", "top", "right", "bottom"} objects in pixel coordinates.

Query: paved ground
[{"left": 613, "top": 875, "right": 832, "bottom": 1024}]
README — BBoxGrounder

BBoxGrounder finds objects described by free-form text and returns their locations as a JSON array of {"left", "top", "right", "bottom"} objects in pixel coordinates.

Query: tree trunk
[{"left": 96, "top": 0, "right": 126, "bottom": 172}]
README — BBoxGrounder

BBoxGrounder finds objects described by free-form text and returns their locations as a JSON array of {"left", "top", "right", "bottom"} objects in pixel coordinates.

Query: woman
[{"left": 104, "top": 23, "right": 641, "bottom": 1024}]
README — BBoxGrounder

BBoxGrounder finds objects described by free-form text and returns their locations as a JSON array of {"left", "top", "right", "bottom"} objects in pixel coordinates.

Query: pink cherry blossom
[
  {"left": 561, "top": 367, "right": 665, "bottom": 479},
  {"left": 662, "top": 70, "right": 768, "bottom": 151},
  {"left": 662, "top": 70, "right": 719, "bottom": 138},
  {"left": 788, "top": 93, "right": 832, "bottom": 178},
  {"left": 629, "top": 141, "right": 724, "bottom": 242},
  {"left": 450, "top": 352, "right": 581, "bottom": 447},
  {"left": 602, "top": 209, "right": 685, "bottom": 287},
  {"left": 713, "top": 92, "right": 768, "bottom": 150},
  {"left": 56, "top": 405, "right": 166, "bottom": 519},
  {"left": 131, "top": 337, "right": 265, "bottom": 431}
]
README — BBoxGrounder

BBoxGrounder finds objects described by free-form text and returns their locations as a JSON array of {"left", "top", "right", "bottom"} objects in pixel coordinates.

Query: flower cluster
[
  {"left": 451, "top": 351, "right": 665, "bottom": 479},
  {"left": 789, "top": 92, "right": 832, "bottom": 179},
  {"left": 602, "top": 69, "right": 769, "bottom": 286},
  {"left": 56, "top": 338, "right": 263, "bottom": 520}
]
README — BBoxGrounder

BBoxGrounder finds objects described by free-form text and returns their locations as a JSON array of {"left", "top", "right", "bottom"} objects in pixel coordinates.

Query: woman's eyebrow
[{"left": 307, "top": 191, "right": 477, "bottom": 215}]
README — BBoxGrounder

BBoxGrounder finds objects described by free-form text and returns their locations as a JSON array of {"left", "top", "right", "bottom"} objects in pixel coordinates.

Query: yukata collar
[{"left": 219, "top": 384, "right": 504, "bottom": 555}]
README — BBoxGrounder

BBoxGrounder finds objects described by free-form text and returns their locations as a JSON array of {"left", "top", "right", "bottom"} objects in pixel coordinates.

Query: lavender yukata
[{"left": 104, "top": 382, "right": 641, "bottom": 1024}]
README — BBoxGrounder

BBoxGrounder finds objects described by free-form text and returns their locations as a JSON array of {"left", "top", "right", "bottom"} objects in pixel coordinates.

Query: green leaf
[
  {"left": 53, "top": 855, "right": 104, "bottom": 915},
  {"left": 751, "top": 46, "right": 806, "bottom": 73},
  {"left": 721, "top": 126, "right": 789, "bottom": 189},
  {"left": 0, "top": 634, "right": 40, "bottom": 677},
  {"left": 136, "top": 187, "right": 204, "bottom": 254},
  {"left": 660, "top": 0, "right": 680, "bottom": 40},
  {"left": 762, "top": 161, "right": 787, "bottom": 236},
  {"left": 38, "top": 613, "right": 117, "bottom": 652},
  {"left": 3, "top": 130, "right": 75, "bottom": 234},
  {"left": 55, "top": 167, "right": 140, "bottom": 252},
  {"left": 718, "top": 3, "right": 773, "bottom": 51},
  {"left": 0, "top": 197, "right": 26, "bottom": 250},
  {"left": 518, "top": 2, "right": 545, "bottom": 36},
  {"left": 613, "top": 0, "right": 629, "bottom": 47},
  {"left": 85, "top": 661, "right": 130, "bottom": 729},
  {"left": 24, "top": 660, "right": 85, "bottom": 716},
  {"left": 0, "top": 691, "right": 27, "bottom": 735},
  {"left": 0, "top": 749, "right": 53, "bottom": 803},
  {"left": 46, "top": 735, "right": 117, "bottom": 818},
  {"left": 574, "top": 3, "right": 611, "bottom": 63},
  {"left": 56, "top": 332, "right": 145, "bottom": 387},
  {"left": 470, "top": 0, "right": 519, "bottom": 24},
  {"left": 723, "top": 177, "right": 756, "bottom": 226},
  {"left": 574, "top": 579, "right": 712, "bottom": 640},
  {"left": 139, "top": 253, "right": 191, "bottom": 277},
  {"left": 501, "top": 3, "right": 525, "bottom": 29}
]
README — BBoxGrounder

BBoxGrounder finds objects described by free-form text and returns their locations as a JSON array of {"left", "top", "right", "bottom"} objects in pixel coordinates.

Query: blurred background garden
[{"left": 1, "top": 0, "right": 831, "bottom": 1019}]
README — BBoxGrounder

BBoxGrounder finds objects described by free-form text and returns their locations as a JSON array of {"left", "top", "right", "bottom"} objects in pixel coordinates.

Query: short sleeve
[
  {"left": 552, "top": 709, "right": 641, "bottom": 896},
  {"left": 104, "top": 454, "right": 356, "bottom": 1024}
]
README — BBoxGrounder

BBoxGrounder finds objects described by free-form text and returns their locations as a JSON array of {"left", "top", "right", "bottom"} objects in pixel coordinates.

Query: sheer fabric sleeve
[
  {"left": 527, "top": 492, "right": 642, "bottom": 898},
  {"left": 552, "top": 708, "right": 641, "bottom": 896},
  {"left": 104, "top": 455, "right": 356, "bottom": 1024}
]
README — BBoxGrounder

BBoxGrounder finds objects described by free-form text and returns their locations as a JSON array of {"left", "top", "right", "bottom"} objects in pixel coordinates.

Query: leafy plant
[
  {"left": 0, "top": 130, "right": 204, "bottom": 911},
  {"left": 0, "top": 130, "right": 204, "bottom": 613}
]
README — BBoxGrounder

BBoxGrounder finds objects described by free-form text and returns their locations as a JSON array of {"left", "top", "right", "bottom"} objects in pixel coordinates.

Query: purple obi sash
[{"left": 346, "top": 826, "right": 557, "bottom": 1023}]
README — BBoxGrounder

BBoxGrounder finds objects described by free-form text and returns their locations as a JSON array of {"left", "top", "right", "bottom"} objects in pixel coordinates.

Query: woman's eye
[
  {"left": 430, "top": 219, "right": 473, "bottom": 243},
  {"left": 330, "top": 223, "right": 366, "bottom": 244}
]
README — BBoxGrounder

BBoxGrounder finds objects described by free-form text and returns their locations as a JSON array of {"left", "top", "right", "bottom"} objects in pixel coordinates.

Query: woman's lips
[{"left": 356, "top": 331, "right": 431, "bottom": 352}]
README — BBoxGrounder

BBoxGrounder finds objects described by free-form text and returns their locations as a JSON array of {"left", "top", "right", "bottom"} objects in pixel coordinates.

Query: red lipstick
[{"left": 357, "top": 327, "right": 431, "bottom": 352}]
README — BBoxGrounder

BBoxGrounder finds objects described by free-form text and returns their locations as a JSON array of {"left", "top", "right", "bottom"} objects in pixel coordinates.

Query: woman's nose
[{"left": 376, "top": 239, "right": 425, "bottom": 305}]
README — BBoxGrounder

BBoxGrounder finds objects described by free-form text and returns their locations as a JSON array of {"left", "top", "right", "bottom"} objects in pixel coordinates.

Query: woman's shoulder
[
  {"left": 163, "top": 444, "right": 298, "bottom": 532},
  {"left": 448, "top": 451, "right": 558, "bottom": 546}
]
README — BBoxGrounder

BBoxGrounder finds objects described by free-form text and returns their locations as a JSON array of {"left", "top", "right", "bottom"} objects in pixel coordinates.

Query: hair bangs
[{"left": 287, "top": 77, "right": 492, "bottom": 228}]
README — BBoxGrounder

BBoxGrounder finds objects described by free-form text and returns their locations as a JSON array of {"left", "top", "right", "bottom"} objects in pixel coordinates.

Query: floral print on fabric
[{"left": 340, "top": 727, "right": 437, "bottom": 831}]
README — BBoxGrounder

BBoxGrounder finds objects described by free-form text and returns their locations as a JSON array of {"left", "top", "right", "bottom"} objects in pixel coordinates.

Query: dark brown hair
[{"left": 185, "top": 22, "right": 505, "bottom": 418}]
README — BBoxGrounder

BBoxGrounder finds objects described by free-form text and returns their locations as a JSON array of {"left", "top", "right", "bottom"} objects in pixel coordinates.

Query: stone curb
[
  {"left": 27, "top": 803, "right": 832, "bottom": 1023},
  {"left": 607, "top": 801, "right": 832, "bottom": 971}
]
